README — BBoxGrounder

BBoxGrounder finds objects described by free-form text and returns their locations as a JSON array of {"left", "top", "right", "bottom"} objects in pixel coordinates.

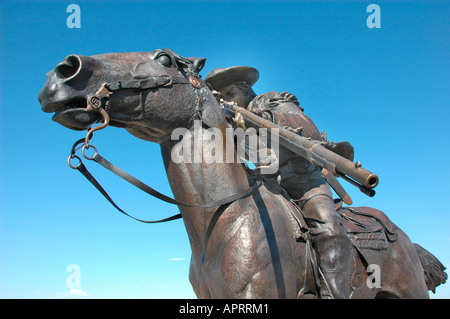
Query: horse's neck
[{"left": 159, "top": 99, "right": 252, "bottom": 254}]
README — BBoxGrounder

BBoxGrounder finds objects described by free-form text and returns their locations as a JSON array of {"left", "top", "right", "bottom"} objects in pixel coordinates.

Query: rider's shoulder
[{"left": 251, "top": 91, "right": 304, "bottom": 112}]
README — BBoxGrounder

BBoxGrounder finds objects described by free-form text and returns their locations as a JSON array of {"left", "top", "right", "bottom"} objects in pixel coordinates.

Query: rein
[{"left": 67, "top": 73, "right": 262, "bottom": 223}]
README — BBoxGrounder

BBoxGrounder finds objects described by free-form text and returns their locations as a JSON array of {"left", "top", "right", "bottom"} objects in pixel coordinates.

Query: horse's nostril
[{"left": 55, "top": 55, "right": 81, "bottom": 80}]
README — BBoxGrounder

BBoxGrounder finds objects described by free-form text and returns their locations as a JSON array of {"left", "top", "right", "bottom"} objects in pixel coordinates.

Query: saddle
[
  {"left": 338, "top": 206, "right": 399, "bottom": 243},
  {"left": 251, "top": 175, "right": 398, "bottom": 298},
  {"left": 289, "top": 203, "right": 399, "bottom": 298}
]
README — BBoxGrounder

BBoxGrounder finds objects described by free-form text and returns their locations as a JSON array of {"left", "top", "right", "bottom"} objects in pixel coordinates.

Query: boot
[
  {"left": 313, "top": 234, "right": 353, "bottom": 299},
  {"left": 294, "top": 183, "right": 354, "bottom": 298}
]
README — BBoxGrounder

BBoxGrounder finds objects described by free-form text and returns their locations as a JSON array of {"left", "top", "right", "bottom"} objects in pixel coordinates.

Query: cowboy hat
[{"left": 205, "top": 66, "right": 259, "bottom": 90}]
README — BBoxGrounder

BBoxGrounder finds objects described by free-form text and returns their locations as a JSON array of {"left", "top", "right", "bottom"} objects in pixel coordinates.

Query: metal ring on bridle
[
  {"left": 189, "top": 76, "right": 201, "bottom": 88},
  {"left": 68, "top": 154, "right": 82, "bottom": 169},
  {"left": 162, "top": 74, "right": 173, "bottom": 87},
  {"left": 82, "top": 144, "right": 98, "bottom": 160}
]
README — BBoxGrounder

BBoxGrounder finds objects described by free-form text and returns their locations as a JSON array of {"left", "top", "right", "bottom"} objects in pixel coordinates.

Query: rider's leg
[
  {"left": 301, "top": 190, "right": 353, "bottom": 299},
  {"left": 290, "top": 171, "right": 354, "bottom": 299}
]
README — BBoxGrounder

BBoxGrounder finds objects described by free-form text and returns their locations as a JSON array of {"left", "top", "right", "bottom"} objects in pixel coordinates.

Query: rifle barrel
[{"left": 229, "top": 105, "right": 379, "bottom": 191}]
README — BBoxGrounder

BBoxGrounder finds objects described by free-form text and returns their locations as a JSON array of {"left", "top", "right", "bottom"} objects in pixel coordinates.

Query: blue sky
[{"left": 0, "top": 0, "right": 449, "bottom": 298}]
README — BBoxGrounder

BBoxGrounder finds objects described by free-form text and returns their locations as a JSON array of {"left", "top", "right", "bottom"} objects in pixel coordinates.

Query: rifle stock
[{"left": 222, "top": 102, "right": 379, "bottom": 196}]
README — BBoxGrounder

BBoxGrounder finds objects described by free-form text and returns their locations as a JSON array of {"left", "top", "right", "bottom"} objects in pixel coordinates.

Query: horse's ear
[
  {"left": 189, "top": 57, "right": 206, "bottom": 73},
  {"left": 175, "top": 56, "right": 206, "bottom": 74}
]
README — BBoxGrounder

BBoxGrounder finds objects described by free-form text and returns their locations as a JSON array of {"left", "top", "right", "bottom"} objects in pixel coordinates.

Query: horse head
[{"left": 38, "top": 49, "right": 208, "bottom": 142}]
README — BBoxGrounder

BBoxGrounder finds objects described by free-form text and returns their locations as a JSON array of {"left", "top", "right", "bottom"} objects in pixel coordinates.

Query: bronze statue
[
  {"left": 205, "top": 67, "right": 354, "bottom": 298},
  {"left": 38, "top": 48, "right": 446, "bottom": 298}
]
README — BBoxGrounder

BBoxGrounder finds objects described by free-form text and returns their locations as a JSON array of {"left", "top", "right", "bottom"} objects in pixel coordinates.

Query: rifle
[{"left": 221, "top": 101, "right": 379, "bottom": 198}]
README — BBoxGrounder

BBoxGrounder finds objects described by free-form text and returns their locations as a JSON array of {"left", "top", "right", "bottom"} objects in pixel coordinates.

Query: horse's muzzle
[{"left": 38, "top": 55, "right": 103, "bottom": 130}]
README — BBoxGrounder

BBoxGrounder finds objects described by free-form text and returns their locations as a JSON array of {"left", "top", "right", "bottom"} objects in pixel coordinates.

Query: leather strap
[
  {"left": 92, "top": 152, "right": 262, "bottom": 208},
  {"left": 105, "top": 75, "right": 191, "bottom": 91},
  {"left": 74, "top": 151, "right": 262, "bottom": 223},
  {"left": 77, "top": 162, "right": 182, "bottom": 223}
]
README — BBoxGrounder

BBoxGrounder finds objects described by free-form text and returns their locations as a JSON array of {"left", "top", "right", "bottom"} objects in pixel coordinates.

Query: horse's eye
[{"left": 157, "top": 54, "right": 172, "bottom": 67}]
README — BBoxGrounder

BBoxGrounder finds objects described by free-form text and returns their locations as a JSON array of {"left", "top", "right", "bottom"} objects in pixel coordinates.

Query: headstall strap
[{"left": 86, "top": 73, "right": 193, "bottom": 113}]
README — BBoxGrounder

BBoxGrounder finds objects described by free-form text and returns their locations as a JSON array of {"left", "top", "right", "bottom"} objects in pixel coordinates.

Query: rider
[{"left": 205, "top": 66, "right": 354, "bottom": 299}]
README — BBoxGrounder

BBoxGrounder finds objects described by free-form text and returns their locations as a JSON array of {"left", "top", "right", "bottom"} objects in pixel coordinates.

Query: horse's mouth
[{"left": 52, "top": 99, "right": 100, "bottom": 131}]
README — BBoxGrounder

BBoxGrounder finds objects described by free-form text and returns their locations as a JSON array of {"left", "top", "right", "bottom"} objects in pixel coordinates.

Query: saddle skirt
[{"left": 338, "top": 206, "right": 399, "bottom": 245}]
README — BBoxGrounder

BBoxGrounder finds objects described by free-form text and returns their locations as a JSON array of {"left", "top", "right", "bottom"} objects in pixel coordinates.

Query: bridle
[
  {"left": 81, "top": 72, "right": 195, "bottom": 146},
  {"left": 85, "top": 73, "right": 195, "bottom": 112},
  {"left": 68, "top": 69, "right": 262, "bottom": 223}
]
